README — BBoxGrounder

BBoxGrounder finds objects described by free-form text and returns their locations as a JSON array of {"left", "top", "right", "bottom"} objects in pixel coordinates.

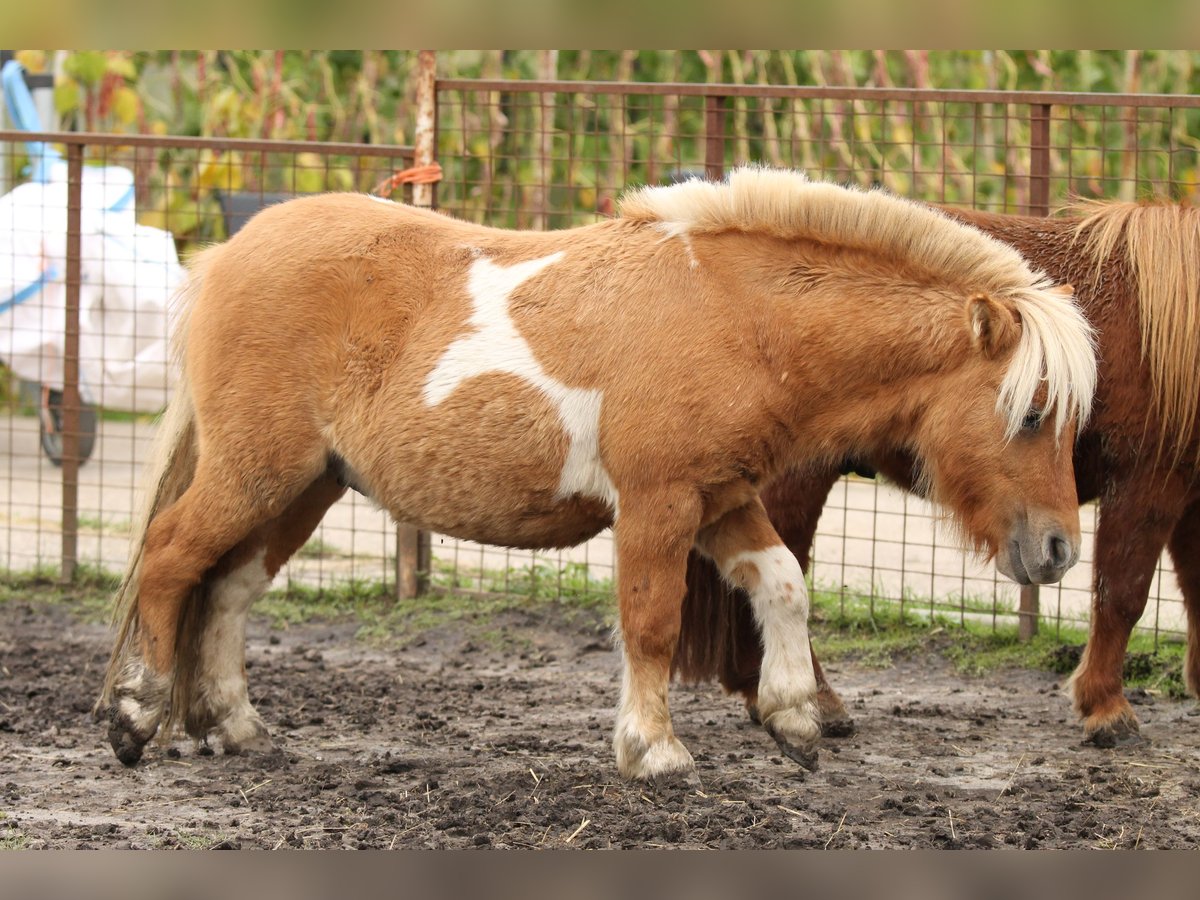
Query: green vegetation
[
  {"left": 76, "top": 515, "right": 132, "bottom": 536},
  {"left": 0, "top": 564, "right": 119, "bottom": 622},
  {"left": 428, "top": 559, "right": 613, "bottom": 611},
  {"left": 0, "top": 833, "right": 30, "bottom": 851},
  {"left": 295, "top": 537, "right": 345, "bottom": 560},
  {"left": 809, "top": 586, "right": 1189, "bottom": 699},
  {"left": 8, "top": 50, "right": 1200, "bottom": 246}
]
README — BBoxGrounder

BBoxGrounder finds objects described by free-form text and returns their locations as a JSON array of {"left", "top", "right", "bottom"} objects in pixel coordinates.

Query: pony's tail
[
  {"left": 674, "top": 550, "right": 762, "bottom": 698},
  {"left": 97, "top": 259, "right": 207, "bottom": 714}
]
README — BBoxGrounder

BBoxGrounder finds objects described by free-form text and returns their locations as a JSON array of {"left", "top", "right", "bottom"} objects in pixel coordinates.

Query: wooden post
[
  {"left": 705, "top": 94, "right": 726, "bottom": 182},
  {"left": 411, "top": 49, "right": 437, "bottom": 209},
  {"left": 395, "top": 51, "right": 437, "bottom": 599},
  {"left": 60, "top": 142, "right": 83, "bottom": 584},
  {"left": 1018, "top": 102, "right": 1054, "bottom": 640}
]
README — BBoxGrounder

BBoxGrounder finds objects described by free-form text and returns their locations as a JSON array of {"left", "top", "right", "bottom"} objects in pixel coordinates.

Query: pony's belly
[
  {"left": 351, "top": 418, "right": 613, "bottom": 549},
  {"left": 442, "top": 495, "right": 614, "bottom": 550},
  {"left": 346, "top": 352, "right": 619, "bottom": 550},
  {"left": 384, "top": 477, "right": 613, "bottom": 550}
]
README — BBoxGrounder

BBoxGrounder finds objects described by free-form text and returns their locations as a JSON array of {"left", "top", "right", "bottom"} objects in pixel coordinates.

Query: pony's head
[{"left": 911, "top": 282, "right": 1095, "bottom": 584}]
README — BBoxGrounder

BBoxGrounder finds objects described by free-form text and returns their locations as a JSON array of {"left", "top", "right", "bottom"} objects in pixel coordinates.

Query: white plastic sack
[{"left": 0, "top": 162, "right": 184, "bottom": 412}]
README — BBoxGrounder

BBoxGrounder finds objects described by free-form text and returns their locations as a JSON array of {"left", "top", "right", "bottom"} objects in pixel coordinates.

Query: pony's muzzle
[{"left": 1000, "top": 526, "right": 1079, "bottom": 585}]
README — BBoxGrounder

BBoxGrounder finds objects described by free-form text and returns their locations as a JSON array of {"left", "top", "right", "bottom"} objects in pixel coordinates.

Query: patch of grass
[
  {"left": 76, "top": 515, "right": 132, "bottom": 535},
  {"left": 430, "top": 559, "right": 614, "bottom": 612},
  {"left": 0, "top": 833, "right": 30, "bottom": 850},
  {"left": 0, "top": 562, "right": 119, "bottom": 622},
  {"left": 170, "top": 830, "right": 232, "bottom": 850},
  {"left": 295, "top": 537, "right": 345, "bottom": 560},
  {"left": 809, "top": 583, "right": 1189, "bottom": 698}
]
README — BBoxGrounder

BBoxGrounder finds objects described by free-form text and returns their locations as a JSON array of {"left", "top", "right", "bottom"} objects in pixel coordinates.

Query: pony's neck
[{"left": 694, "top": 230, "right": 965, "bottom": 470}]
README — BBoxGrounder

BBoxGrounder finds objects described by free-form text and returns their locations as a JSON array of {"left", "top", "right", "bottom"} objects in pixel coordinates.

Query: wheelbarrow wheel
[{"left": 39, "top": 387, "right": 98, "bottom": 466}]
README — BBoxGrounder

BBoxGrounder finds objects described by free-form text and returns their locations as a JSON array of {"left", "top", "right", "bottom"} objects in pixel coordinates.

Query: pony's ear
[{"left": 966, "top": 293, "right": 1020, "bottom": 358}]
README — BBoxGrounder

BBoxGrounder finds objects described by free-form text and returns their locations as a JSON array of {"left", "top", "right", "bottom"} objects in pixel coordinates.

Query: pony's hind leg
[
  {"left": 185, "top": 470, "right": 347, "bottom": 753},
  {"left": 696, "top": 497, "right": 820, "bottom": 771},
  {"left": 108, "top": 456, "right": 324, "bottom": 765}
]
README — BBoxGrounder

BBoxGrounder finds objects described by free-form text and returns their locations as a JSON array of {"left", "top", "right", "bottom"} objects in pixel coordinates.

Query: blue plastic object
[{"left": 2, "top": 59, "right": 62, "bottom": 182}]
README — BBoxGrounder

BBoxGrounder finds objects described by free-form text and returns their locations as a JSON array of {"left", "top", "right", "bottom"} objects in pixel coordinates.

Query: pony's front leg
[
  {"left": 612, "top": 488, "right": 702, "bottom": 781},
  {"left": 696, "top": 497, "right": 820, "bottom": 770}
]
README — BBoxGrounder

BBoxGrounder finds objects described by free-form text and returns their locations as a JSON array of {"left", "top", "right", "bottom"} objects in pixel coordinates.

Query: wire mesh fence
[
  {"left": 0, "top": 130, "right": 416, "bottom": 595},
  {"left": 3, "top": 77, "right": 1199, "bottom": 644}
]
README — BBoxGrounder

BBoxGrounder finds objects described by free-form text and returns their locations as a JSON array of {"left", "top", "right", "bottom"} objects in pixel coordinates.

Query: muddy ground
[{"left": 2, "top": 595, "right": 1199, "bottom": 850}]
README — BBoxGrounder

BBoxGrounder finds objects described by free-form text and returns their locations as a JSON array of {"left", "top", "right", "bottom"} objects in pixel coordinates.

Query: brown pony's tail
[
  {"left": 97, "top": 255, "right": 210, "bottom": 717},
  {"left": 674, "top": 550, "right": 762, "bottom": 699}
]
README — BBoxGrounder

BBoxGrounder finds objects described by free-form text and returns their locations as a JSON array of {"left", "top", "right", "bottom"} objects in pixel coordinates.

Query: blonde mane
[
  {"left": 620, "top": 167, "right": 1097, "bottom": 438},
  {"left": 1069, "top": 198, "right": 1200, "bottom": 463}
]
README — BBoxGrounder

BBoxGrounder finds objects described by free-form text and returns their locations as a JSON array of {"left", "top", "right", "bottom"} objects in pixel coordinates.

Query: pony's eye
[{"left": 1021, "top": 409, "right": 1043, "bottom": 432}]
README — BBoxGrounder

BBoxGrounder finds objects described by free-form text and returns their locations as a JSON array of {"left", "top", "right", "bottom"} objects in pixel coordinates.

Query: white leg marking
[
  {"left": 113, "top": 658, "right": 170, "bottom": 738},
  {"left": 423, "top": 252, "right": 618, "bottom": 511},
  {"left": 723, "top": 545, "right": 819, "bottom": 749},
  {"left": 612, "top": 635, "right": 694, "bottom": 780},
  {"left": 193, "top": 548, "right": 272, "bottom": 751}
]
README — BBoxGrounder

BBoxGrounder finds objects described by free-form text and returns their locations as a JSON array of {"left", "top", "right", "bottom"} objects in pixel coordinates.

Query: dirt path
[{"left": 2, "top": 596, "right": 1199, "bottom": 849}]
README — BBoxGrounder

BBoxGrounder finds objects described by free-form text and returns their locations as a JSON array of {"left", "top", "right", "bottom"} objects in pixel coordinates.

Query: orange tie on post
[{"left": 371, "top": 162, "right": 443, "bottom": 198}]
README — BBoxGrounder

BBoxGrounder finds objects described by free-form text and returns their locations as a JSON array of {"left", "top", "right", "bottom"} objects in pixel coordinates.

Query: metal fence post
[
  {"left": 60, "top": 141, "right": 83, "bottom": 584},
  {"left": 1018, "top": 102, "right": 1054, "bottom": 640},
  {"left": 395, "top": 50, "right": 438, "bottom": 599},
  {"left": 705, "top": 94, "right": 726, "bottom": 181}
]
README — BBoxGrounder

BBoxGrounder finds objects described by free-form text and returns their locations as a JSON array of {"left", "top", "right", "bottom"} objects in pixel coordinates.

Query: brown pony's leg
[
  {"left": 108, "top": 454, "right": 325, "bottom": 764},
  {"left": 612, "top": 487, "right": 702, "bottom": 781},
  {"left": 1166, "top": 497, "right": 1200, "bottom": 698},
  {"left": 184, "top": 470, "right": 347, "bottom": 753},
  {"left": 1070, "top": 472, "right": 1188, "bottom": 747},
  {"left": 696, "top": 496, "right": 821, "bottom": 771}
]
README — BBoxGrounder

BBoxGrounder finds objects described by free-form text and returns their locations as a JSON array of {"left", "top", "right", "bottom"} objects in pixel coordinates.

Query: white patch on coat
[
  {"left": 722, "top": 545, "right": 818, "bottom": 733},
  {"left": 424, "top": 252, "right": 618, "bottom": 510},
  {"left": 194, "top": 549, "right": 272, "bottom": 744}
]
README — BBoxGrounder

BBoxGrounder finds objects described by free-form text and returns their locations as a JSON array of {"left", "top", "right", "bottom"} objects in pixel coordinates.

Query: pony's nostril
[{"left": 1047, "top": 534, "right": 1072, "bottom": 569}]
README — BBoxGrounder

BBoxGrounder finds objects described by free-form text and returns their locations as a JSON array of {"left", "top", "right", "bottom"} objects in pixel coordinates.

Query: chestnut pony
[
  {"left": 679, "top": 199, "right": 1200, "bottom": 749},
  {"left": 98, "top": 169, "right": 1096, "bottom": 780}
]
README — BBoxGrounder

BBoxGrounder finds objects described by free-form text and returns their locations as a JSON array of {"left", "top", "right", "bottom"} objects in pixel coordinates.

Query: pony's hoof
[
  {"left": 220, "top": 720, "right": 274, "bottom": 756},
  {"left": 107, "top": 708, "right": 154, "bottom": 767},
  {"left": 820, "top": 713, "right": 857, "bottom": 739},
  {"left": 646, "top": 764, "right": 703, "bottom": 793},
  {"left": 616, "top": 735, "right": 695, "bottom": 782},
  {"left": 1084, "top": 720, "right": 1148, "bottom": 749},
  {"left": 745, "top": 702, "right": 762, "bottom": 726},
  {"left": 763, "top": 708, "right": 820, "bottom": 772}
]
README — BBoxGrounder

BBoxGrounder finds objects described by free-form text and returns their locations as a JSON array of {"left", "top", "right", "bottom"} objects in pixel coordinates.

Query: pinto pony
[
  {"left": 679, "top": 199, "right": 1200, "bottom": 748},
  {"left": 97, "top": 169, "right": 1096, "bottom": 780}
]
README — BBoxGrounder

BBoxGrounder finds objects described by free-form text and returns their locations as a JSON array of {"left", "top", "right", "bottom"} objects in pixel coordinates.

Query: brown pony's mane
[
  {"left": 620, "top": 168, "right": 1097, "bottom": 439},
  {"left": 1069, "top": 199, "right": 1200, "bottom": 464}
]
